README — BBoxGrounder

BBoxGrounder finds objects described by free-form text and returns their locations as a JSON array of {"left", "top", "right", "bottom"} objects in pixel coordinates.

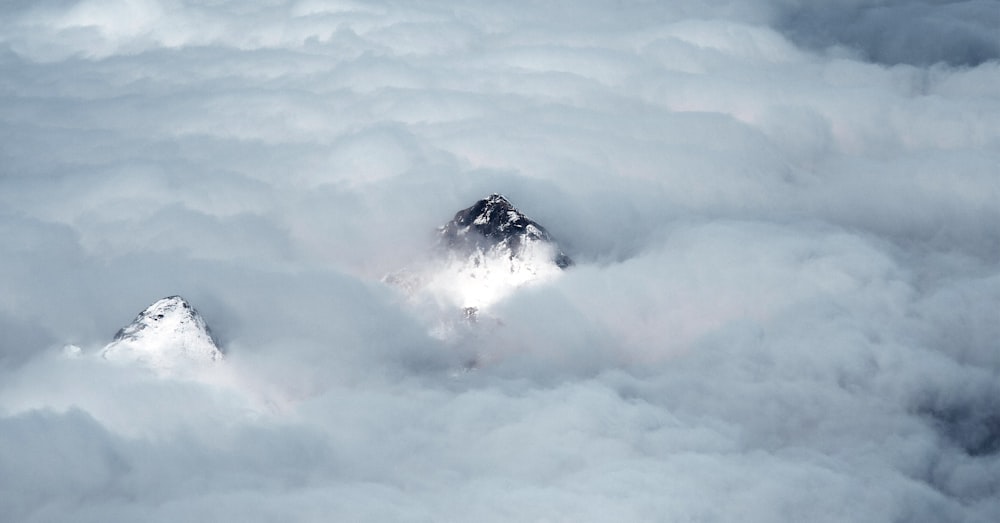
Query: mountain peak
[
  {"left": 102, "top": 295, "right": 222, "bottom": 370},
  {"left": 440, "top": 193, "right": 572, "bottom": 268},
  {"left": 484, "top": 193, "right": 512, "bottom": 208}
]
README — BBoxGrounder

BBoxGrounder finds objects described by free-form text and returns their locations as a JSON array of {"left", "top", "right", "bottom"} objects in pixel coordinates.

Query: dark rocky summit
[{"left": 438, "top": 193, "right": 572, "bottom": 268}]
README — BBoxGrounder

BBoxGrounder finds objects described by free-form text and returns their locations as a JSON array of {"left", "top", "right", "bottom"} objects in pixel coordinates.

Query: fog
[{"left": 1, "top": 1, "right": 999, "bottom": 521}]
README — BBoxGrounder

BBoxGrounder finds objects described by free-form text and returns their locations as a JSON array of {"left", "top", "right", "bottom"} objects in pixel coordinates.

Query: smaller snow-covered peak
[{"left": 102, "top": 295, "right": 222, "bottom": 372}]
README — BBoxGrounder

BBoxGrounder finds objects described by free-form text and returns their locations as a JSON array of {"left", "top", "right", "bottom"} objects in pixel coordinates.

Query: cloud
[
  {"left": 1, "top": 0, "right": 999, "bottom": 521},
  {"left": 773, "top": 0, "right": 1000, "bottom": 66}
]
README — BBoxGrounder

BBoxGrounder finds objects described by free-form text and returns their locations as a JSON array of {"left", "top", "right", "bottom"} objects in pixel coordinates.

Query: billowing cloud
[{"left": 1, "top": 1, "right": 999, "bottom": 521}]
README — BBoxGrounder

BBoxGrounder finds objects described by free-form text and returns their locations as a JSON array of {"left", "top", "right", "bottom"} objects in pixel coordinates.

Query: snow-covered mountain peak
[
  {"left": 402, "top": 194, "right": 573, "bottom": 313},
  {"left": 439, "top": 193, "right": 572, "bottom": 269},
  {"left": 101, "top": 295, "right": 223, "bottom": 371}
]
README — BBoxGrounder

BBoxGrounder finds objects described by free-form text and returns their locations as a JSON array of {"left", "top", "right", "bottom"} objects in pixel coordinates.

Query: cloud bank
[
  {"left": 774, "top": 1, "right": 1000, "bottom": 67},
  {"left": 1, "top": 1, "right": 999, "bottom": 521}
]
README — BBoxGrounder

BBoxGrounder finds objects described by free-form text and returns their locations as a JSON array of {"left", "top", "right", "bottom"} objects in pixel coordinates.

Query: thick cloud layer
[
  {"left": 1, "top": 1, "right": 999, "bottom": 521},
  {"left": 774, "top": 1, "right": 1000, "bottom": 66}
]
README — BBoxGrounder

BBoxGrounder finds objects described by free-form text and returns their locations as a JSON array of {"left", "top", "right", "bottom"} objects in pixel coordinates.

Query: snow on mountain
[
  {"left": 101, "top": 296, "right": 223, "bottom": 372},
  {"left": 391, "top": 194, "right": 572, "bottom": 316}
]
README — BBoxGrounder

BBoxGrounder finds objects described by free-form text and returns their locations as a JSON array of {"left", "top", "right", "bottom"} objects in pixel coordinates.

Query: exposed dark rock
[{"left": 439, "top": 194, "right": 572, "bottom": 268}]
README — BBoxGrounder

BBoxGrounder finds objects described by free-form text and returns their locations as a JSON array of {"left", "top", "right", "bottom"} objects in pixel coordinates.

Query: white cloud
[{"left": 1, "top": 1, "right": 999, "bottom": 521}]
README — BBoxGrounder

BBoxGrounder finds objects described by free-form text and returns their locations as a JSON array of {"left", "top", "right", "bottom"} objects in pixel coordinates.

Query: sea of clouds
[{"left": 1, "top": 1, "right": 999, "bottom": 521}]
